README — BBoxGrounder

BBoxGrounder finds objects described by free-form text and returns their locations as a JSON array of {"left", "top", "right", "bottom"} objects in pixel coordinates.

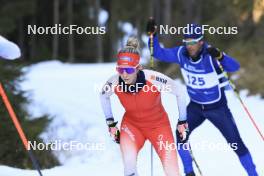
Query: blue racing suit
[{"left": 151, "top": 36, "right": 258, "bottom": 176}]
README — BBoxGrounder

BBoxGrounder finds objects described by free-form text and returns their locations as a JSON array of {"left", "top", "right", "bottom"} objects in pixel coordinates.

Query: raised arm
[
  {"left": 146, "top": 17, "right": 181, "bottom": 64},
  {"left": 207, "top": 47, "right": 240, "bottom": 72},
  {"left": 0, "top": 35, "right": 21, "bottom": 60},
  {"left": 220, "top": 53, "right": 240, "bottom": 72},
  {"left": 149, "top": 36, "right": 182, "bottom": 64}
]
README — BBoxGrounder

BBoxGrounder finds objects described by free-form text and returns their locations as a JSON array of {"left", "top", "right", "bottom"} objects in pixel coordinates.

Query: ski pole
[
  {"left": 149, "top": 30, "right": 154, "bottom": 176},
  {"left": 0, "top": 83, "right": 43, "bottom": 176},
  {"left": 216, "top": 61, "right": 264, "bottom": 141},
  {"left": 149, "top": 33, "right": 154, "bottom": 69},
  {"left": 150, "top": 144, "right": 153, "bottom": 176},
  {"left": 189, "top": 143, "right": 203, "bottom": 176}
]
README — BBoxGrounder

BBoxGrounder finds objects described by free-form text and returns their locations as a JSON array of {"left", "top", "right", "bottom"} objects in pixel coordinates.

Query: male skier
[{"left": 146, "top": 18, "right": 258, "bottom": 176}]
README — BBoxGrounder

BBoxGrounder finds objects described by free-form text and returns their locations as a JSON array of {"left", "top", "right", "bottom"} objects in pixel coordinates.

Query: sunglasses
[
  {"left": 182, "top": 36, "right": 203, "bottom": 46},
  {"left": 116, "top": 65, "right": 139, "bottom": 74}
]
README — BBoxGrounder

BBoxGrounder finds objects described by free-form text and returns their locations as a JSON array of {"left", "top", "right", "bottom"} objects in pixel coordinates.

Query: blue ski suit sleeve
[
  {"left": 150, "top": 36, "right": 181, "bottom": 64},
  {"left": 220, "top": 53, "right": 240, "bottom": 72}
]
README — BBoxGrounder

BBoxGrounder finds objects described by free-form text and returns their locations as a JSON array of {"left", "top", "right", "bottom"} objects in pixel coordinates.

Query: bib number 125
[{"left": 187, "top": 75, "right": 205, "bottom": 86}]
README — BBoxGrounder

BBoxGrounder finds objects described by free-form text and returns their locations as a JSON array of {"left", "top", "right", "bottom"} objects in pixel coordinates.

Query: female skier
[{"left": 100, "top": 37, "right": 187, "bottom": 176}]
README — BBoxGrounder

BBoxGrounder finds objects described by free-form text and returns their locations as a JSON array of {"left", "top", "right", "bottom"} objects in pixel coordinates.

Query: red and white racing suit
[{"left": 100, "top": 69, "right": 187, "bottom": 176}]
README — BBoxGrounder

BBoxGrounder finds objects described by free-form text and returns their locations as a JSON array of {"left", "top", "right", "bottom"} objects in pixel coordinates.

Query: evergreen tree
[{"left": 0, "top": 59, "right": 59, "bottom": 169}]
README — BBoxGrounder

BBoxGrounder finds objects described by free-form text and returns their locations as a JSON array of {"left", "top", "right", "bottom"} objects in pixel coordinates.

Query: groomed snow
[{"left": 1, "top": 60, "right": 263, "bottom": 176}]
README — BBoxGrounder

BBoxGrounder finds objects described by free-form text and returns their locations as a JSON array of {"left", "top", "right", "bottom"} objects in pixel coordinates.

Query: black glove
[
  {"left": 207, "top": 47, "right": 224, "bottom": 61},
  {"left": 176, "top": 120, "right": 190, "bottom": 143},
  {"left": 146, "top": 17, "right": 157, "bottom": 36},
  {"left": 106, "top": 118, "right": 120, "bottom": 144}
]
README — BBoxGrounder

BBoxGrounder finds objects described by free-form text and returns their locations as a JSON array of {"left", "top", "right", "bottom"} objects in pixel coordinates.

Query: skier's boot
[{"left": 186, "top": 171, "right": 195, "bottom": 176}]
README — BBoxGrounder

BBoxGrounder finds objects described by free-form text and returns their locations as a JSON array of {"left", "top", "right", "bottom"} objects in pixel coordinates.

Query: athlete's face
[
  {"left": 185, "top": 39, "right": 204, "bottom": 58},
  {"left": 116, "top": 65, "right": 140, "bottom": 84}
]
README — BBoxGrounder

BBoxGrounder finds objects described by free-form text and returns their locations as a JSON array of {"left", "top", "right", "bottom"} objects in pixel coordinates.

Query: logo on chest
[
  {"left": 150, "top": 75, "right": 167, "bottom": 84},
  {"left": 183, "top": 63, "right": 206, "bottom": 73}
]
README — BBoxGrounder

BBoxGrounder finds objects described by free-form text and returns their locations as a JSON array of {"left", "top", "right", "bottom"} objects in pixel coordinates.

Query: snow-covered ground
[{"left": 1, "top": 61, "right": 263, "bottom": 176}]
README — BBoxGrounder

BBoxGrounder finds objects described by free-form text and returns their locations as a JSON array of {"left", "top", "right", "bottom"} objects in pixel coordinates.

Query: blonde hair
[{"left": 119, "top": 37, "right": 140, "bottom": 55}]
